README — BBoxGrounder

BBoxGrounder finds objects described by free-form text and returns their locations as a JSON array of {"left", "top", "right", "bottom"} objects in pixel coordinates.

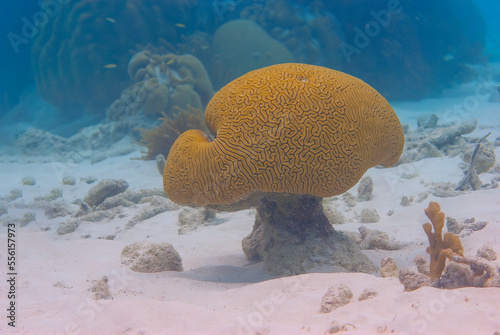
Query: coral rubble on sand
[{"left": 121, "top": 242, "right": 183, "bottom": 273}]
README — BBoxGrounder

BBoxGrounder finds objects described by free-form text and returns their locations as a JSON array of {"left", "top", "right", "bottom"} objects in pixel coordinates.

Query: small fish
[
  {"left": 175, "top": 23, "right": 186, "bottom": 28},
  {"left": 200, "top": 45, "right": 209, "bottom": 50},
  {"left": 105, "top": 17, "right": 116, "bottom": 24},
  {"left": 104, "top": 64, "right": 118, "bottom": 68},
  {"left": 166, "top": 59, "right": 175, "bottom": 65}
]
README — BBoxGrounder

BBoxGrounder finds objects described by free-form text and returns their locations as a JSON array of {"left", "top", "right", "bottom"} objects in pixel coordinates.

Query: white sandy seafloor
[{"left": 1, "top": 75, "right": 500, "bottom": 335}]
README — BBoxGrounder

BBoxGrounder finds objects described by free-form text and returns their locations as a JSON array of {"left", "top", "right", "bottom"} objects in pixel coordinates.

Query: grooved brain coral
[{"left": 164, "top": 63, "right": 404, "bottom": 205}]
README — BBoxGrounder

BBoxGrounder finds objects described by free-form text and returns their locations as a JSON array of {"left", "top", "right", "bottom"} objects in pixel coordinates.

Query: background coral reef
[
  {"left": 31, "top": 0, "right": 199, "bottom": 114},
  {"left": 0, "top": 0, "right": 492, "bottom": 151}
]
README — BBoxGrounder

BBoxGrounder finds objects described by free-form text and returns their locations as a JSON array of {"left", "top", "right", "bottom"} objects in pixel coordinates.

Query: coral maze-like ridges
[{"left": 164, "top": 63, "right": 404, "bottom": 205}]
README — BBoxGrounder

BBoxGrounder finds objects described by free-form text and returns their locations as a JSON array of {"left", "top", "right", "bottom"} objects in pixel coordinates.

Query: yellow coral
[
  {"left": 164, "top": 63, "right": 404, "bottom": 205},
  {"left": 423, "top": 202, "right": 464, "bottom": 281}
]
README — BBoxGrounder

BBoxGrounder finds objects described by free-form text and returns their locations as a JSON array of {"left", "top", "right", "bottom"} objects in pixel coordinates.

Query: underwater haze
[{"left": 1, "top": 1, "right": 500, "bottom": 334}]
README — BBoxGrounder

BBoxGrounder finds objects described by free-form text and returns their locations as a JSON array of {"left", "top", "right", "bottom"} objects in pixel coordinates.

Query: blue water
[{"left": 0, "top": 0, "right": 499, "bottom": 142}]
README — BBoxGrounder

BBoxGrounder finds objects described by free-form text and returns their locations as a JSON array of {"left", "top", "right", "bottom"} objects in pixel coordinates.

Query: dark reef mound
[
  {"left": 325, "top": 0, "right": 487, "bottom": 100},
  {"left": 31, "top": 0, "right": 198, "bottom": 115}
]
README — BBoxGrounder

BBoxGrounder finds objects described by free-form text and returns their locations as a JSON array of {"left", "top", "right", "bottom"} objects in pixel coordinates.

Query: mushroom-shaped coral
[
  {"left": 163, "top": 63, "right": 404, "bottom": 275},
  {"left": 423, "top": 202, "right": 464, "bottom": 281}
]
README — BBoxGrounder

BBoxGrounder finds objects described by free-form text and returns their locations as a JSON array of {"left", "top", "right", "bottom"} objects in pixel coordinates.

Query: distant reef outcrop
[{"left": 31, "top": 0, "right": 198, "bottom": 114}]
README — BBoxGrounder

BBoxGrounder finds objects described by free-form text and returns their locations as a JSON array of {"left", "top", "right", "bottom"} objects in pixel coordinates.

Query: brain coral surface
[{"left": 164, "top": 63, "right": 404, "bottom": 205}]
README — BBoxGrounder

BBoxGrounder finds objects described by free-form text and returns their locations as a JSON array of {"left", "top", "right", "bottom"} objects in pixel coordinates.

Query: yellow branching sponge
[
  {"left": 137, "top": 107, "right": 208, "bottom": 160},
  {"left": 423, "top": 202, "right": 464, "bottom": 281}
]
